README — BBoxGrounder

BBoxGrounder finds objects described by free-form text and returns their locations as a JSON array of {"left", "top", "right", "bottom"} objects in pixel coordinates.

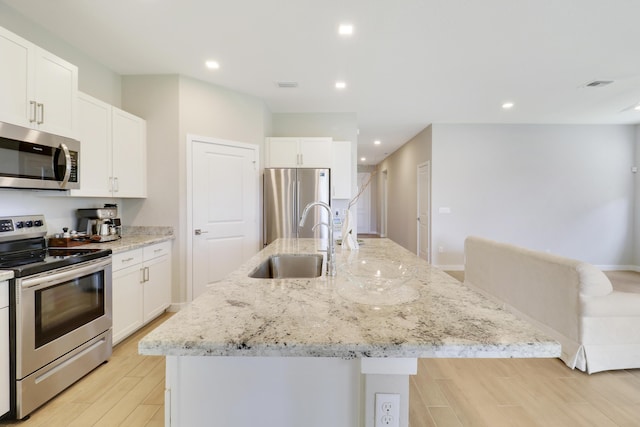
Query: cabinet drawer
[
  {"left": 112, "top": 249, "right": 143, "bottom": 272},
  {"left": 0, "top": 281, "right": 7, "bottom": 309},
  {"left": 143, "top": 241, "right": 171, "bottom": 261}
]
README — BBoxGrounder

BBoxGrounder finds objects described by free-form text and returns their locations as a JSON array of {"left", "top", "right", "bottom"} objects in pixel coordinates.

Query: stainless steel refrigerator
[{"left": 263, "top": 168, "right": 330, "bottom": 246}]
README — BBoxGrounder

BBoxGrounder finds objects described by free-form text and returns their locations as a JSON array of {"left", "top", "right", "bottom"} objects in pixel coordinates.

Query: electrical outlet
[{"left": 375, "top": 393, "right": 400, "bottom": 427}]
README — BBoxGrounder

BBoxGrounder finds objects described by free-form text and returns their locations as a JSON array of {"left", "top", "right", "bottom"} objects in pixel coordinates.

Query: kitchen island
[{"left": 139, "top": 238, "right": 560, "bottom": 427}]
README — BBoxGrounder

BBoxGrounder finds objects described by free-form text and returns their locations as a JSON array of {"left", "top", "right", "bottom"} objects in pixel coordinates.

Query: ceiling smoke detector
[
  {"left": 276, "top": 81, "right": 298, "bottom": 88},
  {"left": 583, "top": 80, "right": 614, "bottom": 88}
]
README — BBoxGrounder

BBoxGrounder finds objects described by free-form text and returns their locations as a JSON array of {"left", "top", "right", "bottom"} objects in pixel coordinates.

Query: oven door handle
[{"left": 20, "top": 258, "right": 112, "bottom": 290}]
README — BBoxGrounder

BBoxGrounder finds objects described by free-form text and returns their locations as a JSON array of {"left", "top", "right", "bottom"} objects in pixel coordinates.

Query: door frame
[
  {"left": 417, "top": 161, "right": 431, "bottom": 262},
  {"left": 380, "top": 170, "right": 388, "bottom": 238},
  {"left": 186, "top": 134, "right": 260, "bottom": 302}
]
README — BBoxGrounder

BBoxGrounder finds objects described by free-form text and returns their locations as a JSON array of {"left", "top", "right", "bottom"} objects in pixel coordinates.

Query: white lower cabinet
[
  {"left": 0, "top": 281, "right": 9, "bottom": 418},
  {"left": 112, "top": 241, "right": 172, "bottom": 345},
  {"left": 142, "top": 244, "right": 172, "bottom": 323}
]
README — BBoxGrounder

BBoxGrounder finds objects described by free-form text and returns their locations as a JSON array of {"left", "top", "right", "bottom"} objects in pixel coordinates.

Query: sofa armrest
[
  {"left": 576, "top": 263, "right": 613, "bottom": 297},
  {"left": 582, "top": 291, "right": 640, "bottom": 317}
]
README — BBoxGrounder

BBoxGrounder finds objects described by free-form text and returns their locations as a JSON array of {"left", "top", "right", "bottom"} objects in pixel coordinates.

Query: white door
[
  {"left": 357, "top": 173, "right": 371, "bottom": 234},
  {"left": 417, "top": 162, "right": 430, "bottom": 262},
  {"left": 191, "top": 138, "right": 259, "bottom": 299}
]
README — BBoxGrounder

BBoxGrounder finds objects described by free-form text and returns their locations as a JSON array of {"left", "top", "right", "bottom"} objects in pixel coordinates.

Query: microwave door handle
[{"left": 59, "top": 143, "right": 72, "bottom": 188}]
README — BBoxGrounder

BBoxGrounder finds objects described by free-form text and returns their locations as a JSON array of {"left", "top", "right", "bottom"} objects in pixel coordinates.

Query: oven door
[{"left": 15, "top": 257, "right": 112, "bottom": 379}]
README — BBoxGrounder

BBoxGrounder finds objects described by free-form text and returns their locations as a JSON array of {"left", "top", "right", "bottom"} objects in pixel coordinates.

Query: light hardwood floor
[
  {"left": 411, "top": 358, "right": 640, "bottom": 427},
  {"left": 3, "top": 312, "right": 640, "bottom": 426},
  {"left": 1, "top": 313, "right": 173, "bottom": 427}
]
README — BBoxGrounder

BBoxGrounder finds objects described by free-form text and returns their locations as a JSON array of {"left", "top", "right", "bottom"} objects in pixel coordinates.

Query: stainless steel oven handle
[
  {"left": 20, "top": 258, "right": 111, "bottom": 290},
  {"left": 59, "top": 143, "right": 72, "bottom": 189}
]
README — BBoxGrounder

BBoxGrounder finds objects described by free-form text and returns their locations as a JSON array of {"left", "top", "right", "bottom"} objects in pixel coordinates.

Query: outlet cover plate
[{"left": 375, "top": 393, "right": 400, "bottom": 427}]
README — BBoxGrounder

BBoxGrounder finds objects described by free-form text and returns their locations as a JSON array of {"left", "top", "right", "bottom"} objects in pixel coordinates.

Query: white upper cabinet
[
  {"left": 0, "top": 26, "right": 77, "bottom": 139},
  {"left": 265, "top": 137, "right": 333, "bottom": 168},
  {"left": 72, "top": 93, "right": 112, "bottom": 197},
  {"left": 71, "top": 92, "right": 147, "bottom": 198},
  {"left": 331, "top": 140, "right": 353, "bottom": 199},
  {"left": 112, "top": 108, "right": 146, "bottom": 198}
]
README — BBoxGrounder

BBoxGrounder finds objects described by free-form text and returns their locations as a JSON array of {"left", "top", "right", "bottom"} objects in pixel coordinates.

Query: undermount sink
[{"left": 249, "top": 254, "right": 324, "bottom": 279}]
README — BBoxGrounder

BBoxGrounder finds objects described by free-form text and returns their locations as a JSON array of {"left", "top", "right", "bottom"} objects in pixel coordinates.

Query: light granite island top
[
  {"left": 139, "top": 238, "right": 560, "bottom": 427},
  {"left": 139, "top": 238, "right": 559, "bottom": 358}
]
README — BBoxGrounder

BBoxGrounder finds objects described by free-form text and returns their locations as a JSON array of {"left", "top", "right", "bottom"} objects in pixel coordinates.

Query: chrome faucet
[{"left": 299, "top": 201, "right": 336, "bottom": 276}]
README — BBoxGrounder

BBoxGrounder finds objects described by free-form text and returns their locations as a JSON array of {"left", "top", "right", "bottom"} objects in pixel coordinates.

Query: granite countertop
[
  {"left": 139, "top": 238, "right": 560, "bottom": 359},
  {"left": 65, "top": 226, "right": 174, "bottom": 254},
  {"left": 1, "top": 227, "right": 174, "bottom": 280}
]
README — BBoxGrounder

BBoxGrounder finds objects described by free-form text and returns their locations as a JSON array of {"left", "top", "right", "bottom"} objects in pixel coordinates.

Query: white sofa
[{"left": 464, "top": 236, "right": 640, "bottom": 374}]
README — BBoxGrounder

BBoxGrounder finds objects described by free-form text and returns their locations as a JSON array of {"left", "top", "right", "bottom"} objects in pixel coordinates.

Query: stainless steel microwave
[{"left": 0, "top": 121, "right": 79, "bottom": 190}]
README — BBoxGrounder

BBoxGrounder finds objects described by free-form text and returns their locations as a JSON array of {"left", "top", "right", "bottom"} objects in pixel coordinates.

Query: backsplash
[
  {"left": 122, "top": 226, "right": 174, "bottom": 236},
  {"left": 0, "top": 188, "right": 119, "bottom": 235}
]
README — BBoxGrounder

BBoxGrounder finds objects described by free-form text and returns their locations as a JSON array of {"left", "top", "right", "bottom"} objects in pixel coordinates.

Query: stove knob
[
  {"left": 34, "top": 220, "right": 43, "bottom": 227},
  {"left": 15, "top": 221, "right": 24, "bottom": 229},
  {"left": 25, "top": 221, "right": 34, "bottom": 228}
]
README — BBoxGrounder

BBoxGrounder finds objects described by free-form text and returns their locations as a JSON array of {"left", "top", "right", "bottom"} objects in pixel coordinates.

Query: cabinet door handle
[
  {"left": 121, "top": 257, "right": 134, "bottom": 263},
  {"left": 29, "top": 101, "right": 37, "bottom": 123},
  {"left": 36, "top": 103, "right": 44, "bottom": 124},
  {"left": 113, "top": 177, "right": 119, "bottom": 192},
  {"left": 140, "top": 266, "right": 150, "bottom": 283}
]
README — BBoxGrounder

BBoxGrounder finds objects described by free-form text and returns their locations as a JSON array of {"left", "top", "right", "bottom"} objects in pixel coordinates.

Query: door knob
[{"left": 194, "top": 229, "right": 208, "bottom": 235}]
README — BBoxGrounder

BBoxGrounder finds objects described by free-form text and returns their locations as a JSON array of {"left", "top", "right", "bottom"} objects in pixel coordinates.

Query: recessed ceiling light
[
  {"left": 205, "top": 60, "right": 220, "bottom": 70},
  {"left": 374, "top": 140, "right": 381, "bottom": 145},
  {"left": 502, "top": 102, "right": 514, "bottom": 109},
  {"left": 335, "top": 81, "right": 347, "bottom": 89},
  {"left": 338, "top": 23, "right": 354, "bottom": 36},
  {"left": 360, "top": 157, "right": 366, "bottom": 162},
  {"left": 634, "top": 104, "right": 640, "bottom": 111}
]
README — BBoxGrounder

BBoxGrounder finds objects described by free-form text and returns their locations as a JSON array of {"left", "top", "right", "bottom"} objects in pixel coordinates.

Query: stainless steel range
[{"left": 0, "top": 215, "right": 112, "bottom": 419}]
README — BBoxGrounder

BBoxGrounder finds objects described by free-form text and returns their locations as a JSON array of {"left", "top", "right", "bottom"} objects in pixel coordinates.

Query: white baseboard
[
  {"left": 596, "top": 265, "right": 640, "bottom": 272},
  {"left": 435, "top": 264, "right": 465, "bottom": 271},
  {"left": 436, "top": 265, "right": 640, "bottom": 272},
  {"left": 168, "top": 302, "right": 188, "bottom": 312}
]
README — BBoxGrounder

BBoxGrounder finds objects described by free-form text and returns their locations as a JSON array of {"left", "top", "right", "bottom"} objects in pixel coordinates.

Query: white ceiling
[{"left": 4, "top": 0, "right": 640, "bottom": 165}]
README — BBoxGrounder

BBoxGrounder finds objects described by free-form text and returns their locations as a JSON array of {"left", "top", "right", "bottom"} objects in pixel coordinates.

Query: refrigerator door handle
[{"left": 294, "top": 176, "right": 300, "bottom": 237}]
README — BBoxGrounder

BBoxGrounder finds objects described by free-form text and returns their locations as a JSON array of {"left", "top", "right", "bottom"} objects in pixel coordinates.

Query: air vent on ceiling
[
  {"left": 276, "top": 81, "right": 298, "bottom": 88},
  {"left": 583, "top": 80, "right": 614, "bottom": 88}
]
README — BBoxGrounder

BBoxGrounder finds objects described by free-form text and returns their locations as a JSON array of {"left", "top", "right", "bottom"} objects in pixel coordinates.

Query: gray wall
[
  {"left": 272, "top": 113, "right": 358, "bottom": 143},
  {"left": 431, "top": 124, "right": 636, "bottom": 269},
  {"left": 121, "top": 75, "right": 271, "bottom": 303},
  {"left": 376, "top": 126, "right": 432, "bottom": 253},
  {"left": 0, "top": 2, "right": 122, "bottom": 106}
]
